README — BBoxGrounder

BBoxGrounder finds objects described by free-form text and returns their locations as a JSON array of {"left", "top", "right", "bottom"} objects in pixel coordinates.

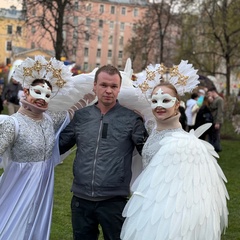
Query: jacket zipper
[{"left": 91, "top": 114, "right": 104, "bottom": 197}]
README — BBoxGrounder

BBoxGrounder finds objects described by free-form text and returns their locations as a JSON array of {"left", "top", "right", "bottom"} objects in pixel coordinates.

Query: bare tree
[
  {"left": 124, "top": 18, "right": 157, "bottom": 71},
  {"left": 125, "top": 0, "right": 181, "bottom": 70},
  {"left": 23, "top": 0, "right": 98, "bottom": 61},
  {"left": 178, "top": 0, "right": 240, "bottom": 96}
]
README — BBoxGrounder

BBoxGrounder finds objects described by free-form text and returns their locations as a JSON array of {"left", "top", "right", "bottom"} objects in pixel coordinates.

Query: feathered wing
[
  {"left": 48, "top": 69, "right": 97, "bottom": 111},
  {"left": 121, "top": 127, "right": 229, "bottom": 240}
]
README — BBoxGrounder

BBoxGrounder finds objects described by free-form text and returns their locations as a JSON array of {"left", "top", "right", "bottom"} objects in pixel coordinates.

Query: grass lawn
[
  {"left": 0, "top": 104, "right": 239, "bottom": 240},
  {"left": 50, "top": 140, "right": 240, "bottom": 240}
]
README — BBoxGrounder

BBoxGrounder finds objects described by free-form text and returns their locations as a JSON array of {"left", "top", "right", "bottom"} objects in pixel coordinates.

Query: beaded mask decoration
[
  {"left": 13, "top": 55, "right": 73, "bottom": 98},
  {"left": 134, "top": 60, "right": 200, "bottom": 98}
]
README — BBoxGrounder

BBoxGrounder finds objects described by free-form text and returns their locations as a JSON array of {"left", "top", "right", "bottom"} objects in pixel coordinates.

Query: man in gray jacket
[{"left": 59, "top": 65, "right": 148, "bottom": 240}]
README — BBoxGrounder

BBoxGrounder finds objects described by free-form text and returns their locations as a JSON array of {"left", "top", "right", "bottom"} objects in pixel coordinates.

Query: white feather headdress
[
  {"left": 134, "top": 60, "right": 199, "bottom": 97},
  {"left": 13, "top": 55, "right": 73, "bottom": 96}
]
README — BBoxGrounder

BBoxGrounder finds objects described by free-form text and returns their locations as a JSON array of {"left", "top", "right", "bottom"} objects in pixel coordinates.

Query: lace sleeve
[
  {"left": 144, "top": 118, "right": 156, "bottom": 136},
  {"left": 45, "top": 111, "right": 68, "bottom": 133},
  {"left": 0, "top": 118, "right": 15, "bottom": 155}
]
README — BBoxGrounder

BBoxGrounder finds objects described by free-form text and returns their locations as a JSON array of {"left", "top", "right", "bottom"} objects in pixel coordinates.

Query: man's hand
[{"left": 83, "top": 92, "right": 96, "bottom": 104}]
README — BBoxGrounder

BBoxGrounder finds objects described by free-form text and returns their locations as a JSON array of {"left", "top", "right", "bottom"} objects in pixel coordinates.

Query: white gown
[
  {"left": 121, "top": 124, "right": 229, "bottom": 240},
  {"left": 0, "top": 111, "right": 70, "bottom": 240}
]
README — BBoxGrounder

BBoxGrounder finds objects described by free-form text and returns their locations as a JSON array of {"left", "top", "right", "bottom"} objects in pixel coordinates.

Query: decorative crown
[
  {"left": 135, "top": 60, "right": 199, "bottom": 96},
  {"left": 13, "top": 55, "right": 74, "bottom": 95}
]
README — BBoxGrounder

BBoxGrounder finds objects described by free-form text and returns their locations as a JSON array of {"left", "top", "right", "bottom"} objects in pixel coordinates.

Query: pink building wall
[{"left": 26, "top": 1, "right": 147, "bottom": 72}]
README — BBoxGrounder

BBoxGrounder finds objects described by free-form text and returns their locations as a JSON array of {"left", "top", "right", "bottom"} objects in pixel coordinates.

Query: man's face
[
  {"left": 93, "top": 72, "right": 121, "bottom": 108},
  {"left": 207, "top": 91, "right": 214, "bottom": 102}
]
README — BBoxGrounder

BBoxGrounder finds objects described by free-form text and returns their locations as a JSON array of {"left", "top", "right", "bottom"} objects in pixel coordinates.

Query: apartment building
[
  {"left": 73, "top": 0, "right": 148, "bottom": 71},
  {"left": 0, "top": 6, "right": 27, "bottom": 65},
  {"left": 25, "top": 0, "right": 148, "bottom": 72}
]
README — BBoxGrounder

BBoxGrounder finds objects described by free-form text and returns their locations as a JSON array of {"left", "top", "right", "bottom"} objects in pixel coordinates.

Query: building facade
[
  {"left": 0, "top": 6, "right": 27, "bottom": 66},
  {"left": 25, "top": 0, "right": 148, "bottom": 72}
]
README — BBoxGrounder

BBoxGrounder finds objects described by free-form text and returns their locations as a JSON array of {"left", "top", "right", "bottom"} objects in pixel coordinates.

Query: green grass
[
  {"left": 218, "top": 141, "right": 240, "bottom": 240},
  {"left": 49, "top": 140, "right": 240, "bottom": 240},
  {"left": 0, "top": 141, "right": 239, "bottom": 239},
  {"left": 0, "top": 107, "right": 239, "bottom": 239}
]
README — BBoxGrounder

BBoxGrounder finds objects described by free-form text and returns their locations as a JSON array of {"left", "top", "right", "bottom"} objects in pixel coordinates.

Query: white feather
[{"left": 121, "top": 130, "right": 229, "bottom": 240}]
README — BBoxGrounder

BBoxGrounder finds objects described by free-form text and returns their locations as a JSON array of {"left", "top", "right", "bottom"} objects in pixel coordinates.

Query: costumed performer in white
[
  {"left": 120, "top": 61, "right": 229, "bottom": 240},
  {"left": 0, "top": 55, "right": 95, "bottom": 240}
]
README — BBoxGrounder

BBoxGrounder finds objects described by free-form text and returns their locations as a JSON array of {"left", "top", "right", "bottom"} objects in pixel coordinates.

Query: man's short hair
[{"left": 208, "top": 87, "right": 217, "bottom": 92}]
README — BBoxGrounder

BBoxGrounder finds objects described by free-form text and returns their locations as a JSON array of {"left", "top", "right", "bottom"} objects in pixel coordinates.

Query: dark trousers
[
  {"left": 209, "top": 125, "right": 222, "bottom": 152},
  {"left": 71, "top": 195, "right": 127, "bottom": 240}
]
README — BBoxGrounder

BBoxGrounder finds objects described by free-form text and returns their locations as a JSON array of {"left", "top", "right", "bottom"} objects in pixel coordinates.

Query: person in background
[
  {"left": 2, "top": 78, "right": 22, "bottom": 115},
  {"left": 194, "top": 96, "right": 213, "bottom": 140},
  {"left": 59, "top": 64, "right": 148, "bottom": 240},
  {"left": 207, "top": 87, "right": 224, "bottom": 152},
  {"left": 178, "top": 100, "right": 187, "bottom": 131},
  {"left": 185, "top": 92, "right": 198, "bottom": 131}
]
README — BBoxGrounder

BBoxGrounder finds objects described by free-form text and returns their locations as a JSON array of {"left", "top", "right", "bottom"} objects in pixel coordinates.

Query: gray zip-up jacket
[{"left": 59, "top": 101, "right": 148, "bottom": 200}]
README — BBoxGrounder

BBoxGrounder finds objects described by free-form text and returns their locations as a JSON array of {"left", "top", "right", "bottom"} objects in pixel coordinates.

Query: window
[
  {"left": 99, "top": 4, "right": 104, "bottom": 13},
  {"left": 119, "top": 36, "right": 124, "bottom": 45},
  {"left": 118, "top": 51, "right": 123, "bottom": 59},
  {"left": 109, "top": 21, "right": 114, "bottom": 29},
  {"left": 74, "top": 1, "right": 79, "bottom": 10},
  {"left": 73, "top": 16, "right": 78, "bottom": 26},
  {"left": 133, "top": 23, "right": 137, "bottom": 31},
  {"left": 73, "top": 31, "right": 78, "bottom": 40},
  {"left": 32, "top": 8, "right": 36, "bottom": 16},
  {"left": 16, "top": 26, "right": 22, "bottom": 36},
  {"left": 108, "top": 50, "right": 112, "bottom": 58},
  {"left": 86, "top": 18, "right": 91, "bottom": 27},
  {"left": 120, "top": 22, "right": 125, "bottom": 30},
  {"left": 85, "top": 32, "right": 90, "bottom": 41},
  {"left": 134, "top": 8, "right": 138, "bottom": 17},
  {"left": 98, "top": 35, "right": 102, "bottom": 43},
  {"left": 96, "top": 63, "right": 100, "bottom": 68},
  {"left": 31, "top": 42, "right": 35, "bottom": 49},
  {"left": 7, "top": 25, "right": 12, "bottom": 34},
  {"left": 31, "top": 26, "right": 36, "bottom": 34},
  {"left": 6, "top": 58, "right": 11, "bottom": 65},
  {"left": 109, "top": 36, "right": 113, "bottom": 44},
  {"left": 111, "top": 6, "right": 115, "bottom": 14},
  {"left": 99, "top": 20, "right": 103, "bottom": 28},
  {"left": 97, "top": 49, "right": 101, "bottom": 58},
  {"left": 121, "top": 7, "right": 126, "bottom": 15},
  {"left": 6, "top": 41, "right": 12, "bottom": 51},
  {"left": 86, "top": 3, "right": 92, "bottom": 11},
  {"left": 83, "top": 62, "right": 88, "bottom": 71},
  {"left": 84, "top": 48, "right": 89, "bottom": 57}
]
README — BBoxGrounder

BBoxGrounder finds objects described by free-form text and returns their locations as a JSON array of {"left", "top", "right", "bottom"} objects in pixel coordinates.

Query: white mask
[
  {"left": 29, "top": 83, "right": 52, "bottom": 103},
  {"left": 151, "top": 88, "right": 177, "bottom": 109}
]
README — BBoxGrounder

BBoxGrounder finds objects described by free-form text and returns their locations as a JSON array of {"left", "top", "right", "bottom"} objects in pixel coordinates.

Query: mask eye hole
[
  {"left": 151, "top": 99, "right": 157, "bottom": 104},
  {"left": 34, "top": 90, "right": 41, "bottom": 95},
  {"left": 163, "top": 98, "right": 172, "bottom": 103}
]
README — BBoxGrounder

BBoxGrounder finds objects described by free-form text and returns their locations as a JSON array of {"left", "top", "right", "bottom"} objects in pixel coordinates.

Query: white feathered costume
[
  {"left": 120, "top": 121, "right": 229, "bottom": 240},
  {"left": 118, "top": 61, "right": 229, "bottom": 240}
]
